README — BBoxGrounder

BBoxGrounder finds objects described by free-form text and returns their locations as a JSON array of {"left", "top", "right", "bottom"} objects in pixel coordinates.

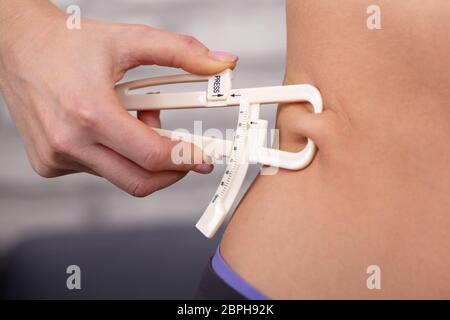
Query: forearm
[
  {"left": 0, "top": 0, "right": 63, "bottom": 89},
  {"left": 0, "top": 0, "right": 61, "bottom": 48},
  {"left": 0, "top": 0, "right": 60, "bottom": 17}
]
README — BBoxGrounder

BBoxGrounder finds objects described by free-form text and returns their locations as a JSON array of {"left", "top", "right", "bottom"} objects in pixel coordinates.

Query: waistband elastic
[{"left": 211, "top": 247, "right": 268, "bottom": 300}]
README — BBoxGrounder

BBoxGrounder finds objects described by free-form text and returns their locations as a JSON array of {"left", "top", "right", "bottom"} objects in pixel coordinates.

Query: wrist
[{"left": 0, "top": 1, "right": 62, "bottom": 49}]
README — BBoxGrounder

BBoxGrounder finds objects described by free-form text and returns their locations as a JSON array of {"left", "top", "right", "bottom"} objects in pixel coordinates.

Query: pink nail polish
[{"left": 208, "top": 51, "right": 238, "bottom": 63}]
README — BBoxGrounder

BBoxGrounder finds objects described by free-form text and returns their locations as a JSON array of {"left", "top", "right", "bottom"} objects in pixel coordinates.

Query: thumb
[{"left": 115, "top": 24, "right": 238, "bottom": 75}]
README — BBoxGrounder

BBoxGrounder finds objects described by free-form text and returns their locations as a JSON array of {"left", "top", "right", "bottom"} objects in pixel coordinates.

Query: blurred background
[{"left": 0, "top": 0, "right": 285, "bottom": 299}]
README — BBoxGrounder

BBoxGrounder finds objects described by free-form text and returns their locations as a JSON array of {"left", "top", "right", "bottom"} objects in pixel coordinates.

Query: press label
[
  {"left": 207, "top": 69, "right": 232, "bottom": 101},
  {"left": 213, "top": 76, "right": 221, "bottom": 94}
]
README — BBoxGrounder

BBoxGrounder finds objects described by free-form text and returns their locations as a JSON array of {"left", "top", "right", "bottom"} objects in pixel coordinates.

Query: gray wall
[{"left": 0, "top": 0, "right": 286, "bottom": 253}]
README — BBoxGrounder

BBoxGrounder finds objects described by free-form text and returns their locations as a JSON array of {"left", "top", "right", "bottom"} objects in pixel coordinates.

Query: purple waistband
[{"left": 212, "top": 247, "right": 268, "bottom": 300}]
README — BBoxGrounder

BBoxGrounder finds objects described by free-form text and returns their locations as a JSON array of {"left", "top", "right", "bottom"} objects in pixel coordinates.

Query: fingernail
[
  {"left": 194, "top": 164, "right": 214, "bottom": 174},
  {"left": 208, "top": 51, "right": 238, "bottom": 63}
]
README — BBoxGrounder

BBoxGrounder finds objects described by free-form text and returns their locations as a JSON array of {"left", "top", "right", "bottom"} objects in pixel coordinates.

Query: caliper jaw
[{"left": 114, "top": 68, "right": 323, "bottom": 239}]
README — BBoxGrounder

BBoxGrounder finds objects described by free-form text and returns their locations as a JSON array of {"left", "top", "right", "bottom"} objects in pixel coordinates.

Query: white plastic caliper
[{"left": 115, "top": 69, "right": 323, "bottom": 238}]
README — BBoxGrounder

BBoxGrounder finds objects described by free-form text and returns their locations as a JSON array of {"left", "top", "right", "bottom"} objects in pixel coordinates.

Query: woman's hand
[{"left": 0, "top": 0, "right": 237, "bottom": 197}]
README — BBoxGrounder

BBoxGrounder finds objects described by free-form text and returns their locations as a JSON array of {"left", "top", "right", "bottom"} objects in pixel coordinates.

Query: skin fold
[{"left": 221, "top": 0, "right": 450, "bottom": 299}]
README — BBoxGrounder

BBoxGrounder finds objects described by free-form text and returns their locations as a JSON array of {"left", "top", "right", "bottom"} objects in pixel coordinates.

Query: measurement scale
[{"left": 115, "top": 69, "right": 323, "bottom": 238}]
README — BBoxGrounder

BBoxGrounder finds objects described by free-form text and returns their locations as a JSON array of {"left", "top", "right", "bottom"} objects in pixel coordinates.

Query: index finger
[{"left": 96, "top": 99, "right": 213, "bottom": 173}]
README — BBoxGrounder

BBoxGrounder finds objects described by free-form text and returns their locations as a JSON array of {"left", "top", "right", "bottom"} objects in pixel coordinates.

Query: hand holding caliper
[{"left": 0, "top": 0, "right": 237, "bottom": 196}]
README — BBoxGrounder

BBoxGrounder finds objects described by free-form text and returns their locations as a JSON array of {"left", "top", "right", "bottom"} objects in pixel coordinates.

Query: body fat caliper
[{"left": 115, "top": 69, "right": 323, "bottom": 238}]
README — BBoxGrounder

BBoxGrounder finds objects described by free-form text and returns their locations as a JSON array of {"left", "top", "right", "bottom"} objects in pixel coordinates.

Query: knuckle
[
  {"left": 75, "top": 106, "right": 99, "bottom": 129},
  {"left": 167, "top": 35, "right": 204, "bottom": 68},
  {"left": 180, "top": 35, "right": 200, "bottom": 48},
  {"left": 37, "top": 150, "right": 58, "bottom": 171},
  {"left": 59, "top": 93, "right": 100, "bottom": 129},
  {"left": 47, "top": 132, "right": 71, "bottom": 155},
  {"left": 128, "top": 179, "right": 157, "bottom": 198},
  {"left": 32, "top": 162, "right": 57, "bottom": 178},
  {"left": 129, "top": 23, "right": 152, "bottom": 35},
  {"left": 143, "top": 147, "right": 165, "bottom": 171}
]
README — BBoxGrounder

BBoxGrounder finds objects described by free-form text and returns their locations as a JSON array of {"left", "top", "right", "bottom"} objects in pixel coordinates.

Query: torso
[{"left": 221, "top": 0, "right": 450, "bottom": 299}]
